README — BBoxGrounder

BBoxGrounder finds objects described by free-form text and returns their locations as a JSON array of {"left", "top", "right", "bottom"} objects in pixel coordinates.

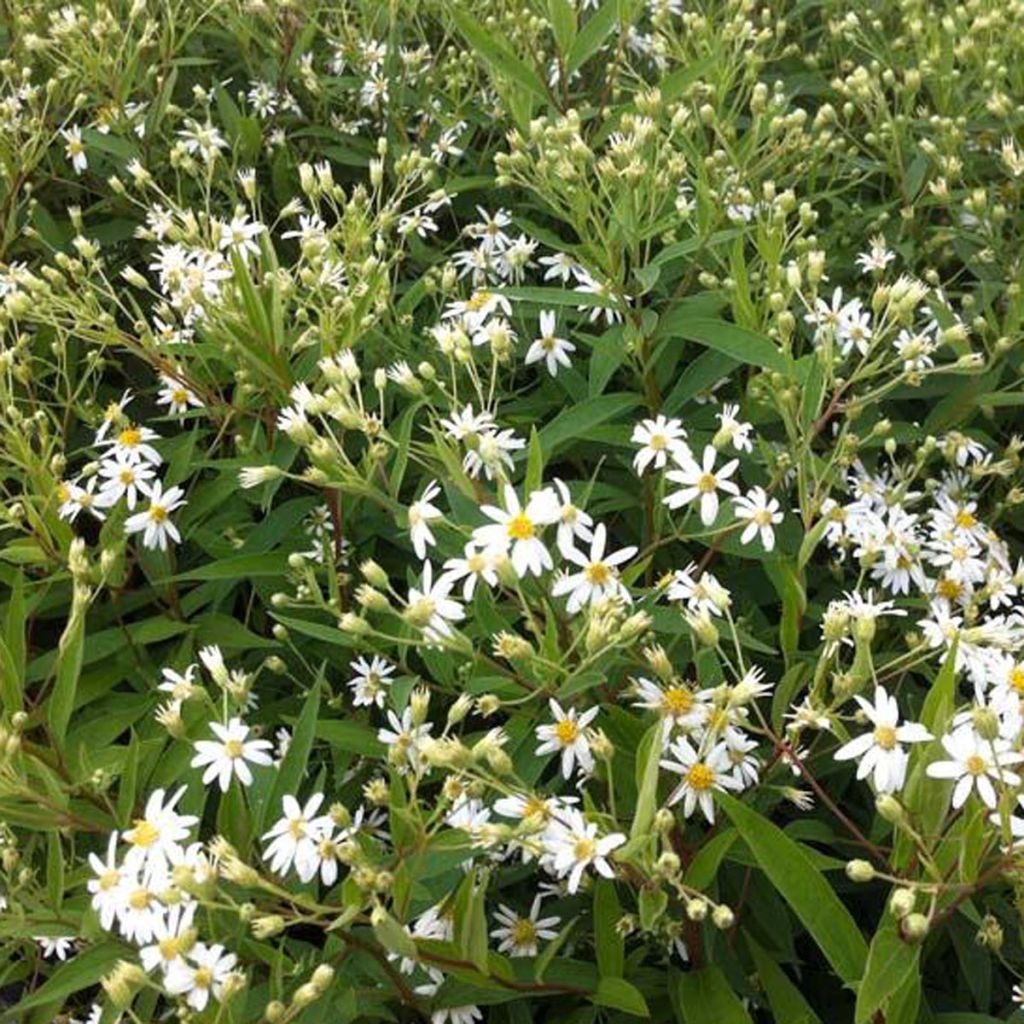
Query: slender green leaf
[{"left": 718, "top": 792, "right": 868, "bottom": 983}]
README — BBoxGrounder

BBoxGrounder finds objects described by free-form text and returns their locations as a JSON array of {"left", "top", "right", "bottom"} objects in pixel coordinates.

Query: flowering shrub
[{"left": 3, "top": 0, "right": 1024, "bottom": 1022}]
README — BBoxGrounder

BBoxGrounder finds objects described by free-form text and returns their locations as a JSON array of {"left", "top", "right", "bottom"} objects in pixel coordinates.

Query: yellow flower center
[
  {"left": 129, "top": 819, "right": 159, "bottom": 847},
  {"left": 873, "top": 725, "right": 897, "bottom": 751},
  {"left": 466, "top": 290, "right": 491, "bottom": 312},
  {"left": 159, "top": 937, "right": 180, "bottom": 960},
  {"left": 686, "top": 763, "right": 716, "bottom": 791},
  {"left": 554, "top": 718, "right": 579, "bottom": 746},
  {"left": 149, "top": 503, "right": 168, "bottom": 523},
  {"left": 511, "top": 918, "right": 538, "bottom": 946},
  {"left": 584, "top": 562, "right": 610, "bottom": 585},
  {"left": 965, "top": 754, "right": 987, "bottom": 776},
  {"left": 955, "top": 509, "right": 976, "bottom": 528},
  {"left": 128, "top": 887, "right": 151, "bottom": 911},
  {"left": 662, "top": 687, "right": 694, "bottom": 716},
  {"left": 649, "top": 433, "right": 667, "bottom": 450},
  {"left": 119, "top": 468, "right": 135, "bottom": 484},
  {"left": 522, "top": 796, "right": 549, "bottom": 820},
  {"left": 194, "top": 966, "right": 213, "bottom": 989},
  {"left": 172, "top": 388, "right": 188, "bottom": 405},
  {"left": 507, "top": 513, "right": 535, "bottom": 540},
  {"left": 697, "top": 473, "right": 717, "bottom": 494},
  {"left": 118, "top": 427, "right": 142, "bottom": 447},
  {"left": 288, "top": 819, "right": 307, "bottom": 839},
  {"left": 99, "top": 869, "right": 120, "bottom": 891},
  {"left": 936, "top": 578, "right": 962, "bottom": 600},
  {"left": 224, "top": 739, "right": 244, "bottom": 758},
  {"left": 1010, "top": 666, "right": 1024, "bottom": 694},
  {"left": 573, "top": 837, "right": 596, "bottom": 861}
]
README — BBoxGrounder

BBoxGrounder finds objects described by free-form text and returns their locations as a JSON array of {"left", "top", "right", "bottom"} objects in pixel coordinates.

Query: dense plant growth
[{"left": 2, "top": 1, "right": 1024, "bottom": 1022}]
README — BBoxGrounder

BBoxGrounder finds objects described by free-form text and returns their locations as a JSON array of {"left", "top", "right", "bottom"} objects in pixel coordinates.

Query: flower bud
[
  {"left": 711, "top": 904, "right": 734, "bottom": 930},
  {"left": 845, "top": 859, "right": 875, "bottom": 883},
  {"left": 889, "top": 887, "right": 916, "bottom": 919}
]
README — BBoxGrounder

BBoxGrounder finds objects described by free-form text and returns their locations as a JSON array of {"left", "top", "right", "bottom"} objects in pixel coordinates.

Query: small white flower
[
  {"left": 551, "top": 524, "right": 636, "bottom": 614},
  {"left": 732, "top": 487, "right": 783, "bottom": 551},
  {"left": 525, "top": 310, "right": 575, "bottom": 376},
  {"left": 124, "top": 480, "right": 186, "bottom": 551},
  {"left": 926, "top": 727, "right": 1024, "bottom": 809},
  {"left": 535, "top": 699, "right": 599, "bottom": 779},
  {"left": 833, "top": 686, "right": 931, "bottom": 794},
  {"left": 407, "top": 479, "right": 443, "bottom": 559},
  {"left": 473, "top": 484, "right": 561, "bottom": 578},
  {"left": 490, "top": 896, "right": 561, "bottom": 956},
  {"left": 123, "top": 786, "right": 197, "bottom": 876},
  {"left": 95, "top": 457, "right": 155, "bottom": 511},
  {"left": 262, "top": 793, "right": 328, "bottom": 881},
  {"left": 190, "top": 717, "right": 274, "bottom": 792},
  {"left": 87, "top": 832, "right": 125, "bottom": 931},
  {"left": 440, "top": 543, "right": 498, "bottom": 601},
  {"left": 543, "top": 808, "right": 625, "bottom": 893},
  {"left": 661, "top": 738, "right": 738, "bottom": 822},
  {"left": 664, "top": 445, "right": 740, "bottom": 526},
  {"left": 377, "top": 707, "right": 434, "bottom": 772},
  {"left": 62, "top": 125, "right": 87, "bottom": 174},
  {"left": 164, "top": 942, "right": 237, "bottom": 1012},
  {"left": 36, "top": 936, "right": 75, "bottom": 960},
  {"left": 406, "top": 561, "right": 465, "bottom": 644},
  {"left": 631, "top": 415, "right": 689, "bottom": 474},
  {"left": 156, "top": 375, "right": 203, "bottom": 419},
  {"left": 347, "top": 655, "right": 395, "bottom": 708}
]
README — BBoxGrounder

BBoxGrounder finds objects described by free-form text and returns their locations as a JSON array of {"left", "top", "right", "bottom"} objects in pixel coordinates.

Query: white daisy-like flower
[
  {"left": 732, "top": 487, "right": 783, "bottom": 551},
  {"left": 406, "top": 561, "right": 465, "bottom": 644},
  {"left": 348, "top": 655, "right": 396, "bottom": 708},
  {"left": 925, "top": 727, "right": 1024, "bottom": 809},
  {"left": 407, "top": 479, "right": 443, "bottom": 559},
  {"left": 190, "top": 717, "right": 274, "bottom": 791},
  {"left": 490, "top": 896, "right": 561, "bottom": 956},
  {"left": 473, "top": 484, "right": 561, "bottom": 578},
  {"left": 525, "top": 310, "right": 575, "bottom": 376},
  {"left": 122, "top": 786, "right": 198, "bottom": 876},
  {"left": 535, "top": 699, "right": 599, "bottom": 779},
  {"left": 262, "top": 793, "right": 328, "bottom": 881},
  {"left": 377, "top": 707, "right": 434, "bottom": 772},
  {"left": 542, "top": 808, "right": 626, "bottom": 893},
  {"left": 664, "top": 444, "right": 740, "bottom": 526},
  {"left": 661, "top": 737, "right": 738, "bottom": 822},
  {"left": 631, "top": 415, "right": 689, "bottom": 474},
  {"left": 551, "top": 524, "right": 636, "bottom": 614},
  {"left": 163, "top": 942, "right": 237, "bottom": 1012},
  {"left": 833, "top": 686, "right": 931, "bottom": 794},
  {"left": 124, "top": 480, "right": 187, "bottom": 551}
]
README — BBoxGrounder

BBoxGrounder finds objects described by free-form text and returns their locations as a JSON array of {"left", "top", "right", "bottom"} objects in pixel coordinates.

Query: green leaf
[
  {"left": 538, "top": 393, "right": 639, "bottom": 458},
  {"left": 593, "top": 976, "right": 649, "bottom": 1017},
  {"left": 171, "top": 551, "right": 290, "bottom": 581},
  {"left": 316, "top": 719, "right": 385, "bottom": 757},
  {"left": 657, "top": 315, "right": 789, "bottom": 373},
  {"left": 373, "top": 909, "right": 418, "bottom": 959},
  {"left": 451, "top": 9, "right": 548, "bottom": 103},
  {"left": 258, "top": 675, "right": 321, "bottom": 831},
  {"left": 593, "top": 880, "right": 624, "bottom": 977},
  {"left": 525, "top": 425, "right": 544, "bottom": 494},
  {"left": 748, "top": 937, "right": 822, "bottom": 1024},
  {"left": 47, "top": 607, "right": 85, "bottom": 746},
  {"left": 674, "top": 966, "right": 752, "bottom": 1024},
  {"left": 629, "top": 722, "right": 662, "bottom": 841},
  {"left": 718, "top": 792, "right": 868, "bottom": 984},
  {"left": 10, "top": 942, "right": 125, "bottom": 1012},
  {"left": 566, "top": 0, "right": 619, "bottom": 73},
  {"left": 854, "top": 920, "right": 921, "bottom": 1024},
  {"left": 548, "top": 0, "right": 577, "bottom": 52}
]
